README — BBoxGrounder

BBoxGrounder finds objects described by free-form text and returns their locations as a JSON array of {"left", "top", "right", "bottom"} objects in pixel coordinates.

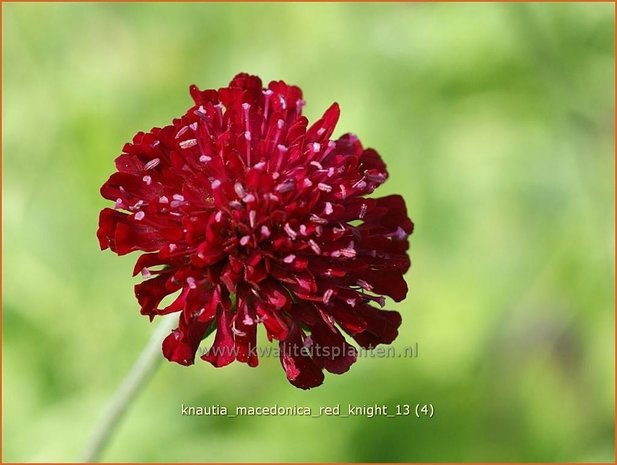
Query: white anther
[
  {"left": 366, "top": 172, "right": 387, "bottom": 182},
  {"left": 234, "top": 182, "right": 246, "bottom": 198},
  {"left": 339, "top": 184, "right": 347, "bottom": 198},
  {"left": 275, "top": 181, "right": 295, "bottom": 194},
  {"left": 310, "top": 214, "right": 328, "bottom": 225},
  {"left": 194, "top": 308, "right": 205, "bottom": 318},
  {"left": 144, "top": 158, "right": 160, "bottom": 170},
  {"left": 283, "top": 254, "right": 296, "bottom": 264},
  {"left": 359, "top": 203, "right": 368, "bottom": 219},
  {"left": 308, "top": 239, "right": 322, "bottom": 255},
  {"left": 339, "top": 247, "right": 357, "bottom": 258},
  {"left": 284, "top": 223, "right": 297, "bottom": 240},
  {"left": 318, "top": 183, "right": 332, "bottom": 192},
  {"left": 232, "top": 324, "right": 247, "bottom": 337},
  {"left": 134, "top": 211, "right": 145, "bottom": 221},
  {"left": 186, "top": 277, "right": 197, "bottom": 289},
  {"left": 353, "top": 179, "right": 367, "bottom": 190},
  {"left": 142, "top": 175, "right": 152, "bottom": 185},
  {"left": 179, "top": 139, "right": 197, "bottom": 149},
  {"left": 175, "top": 126, "right": 189, "bottom": 139},
  {"left": 389, "top": 226, "right": 409, "bottom": 240},
  {"left": 324, "top": 202, "right": 333, "bottom": 215}
]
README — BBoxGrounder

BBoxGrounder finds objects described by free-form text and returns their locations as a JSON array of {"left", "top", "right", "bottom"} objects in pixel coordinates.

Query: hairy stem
[{"left": 81, "top": 316, "right": 176, "bottom": 462}]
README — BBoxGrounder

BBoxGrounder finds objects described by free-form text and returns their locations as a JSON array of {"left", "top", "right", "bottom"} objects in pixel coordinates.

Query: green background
[{"left": 3, "top": 2, "right": 614, "bottom": 462}]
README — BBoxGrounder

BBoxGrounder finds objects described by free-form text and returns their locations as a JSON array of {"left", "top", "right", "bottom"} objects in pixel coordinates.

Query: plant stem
[{"left": 81, "top": 316, "right": 176, "bottom": 462}]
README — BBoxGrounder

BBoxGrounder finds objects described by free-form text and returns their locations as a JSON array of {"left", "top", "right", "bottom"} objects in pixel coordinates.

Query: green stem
[{"left": 81, "top": 316, "right": 176, "bottom": 462}]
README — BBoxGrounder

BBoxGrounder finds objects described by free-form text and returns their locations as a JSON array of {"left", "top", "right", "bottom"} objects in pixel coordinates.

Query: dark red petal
[
  {"left": 296, "top": 304, "right": 357, "bottom": 375},
  {"left": 231, "top": 291, "right": 259, "bottom": 367},
  {"left": 267, "top": 79, "right": 304, "bottom": 118},
  {"left": 134, "top": 273, "right": 182, "bottom": 319},
  {"left": 201, "top": 303, "right": 235, "bottom": 367},
  {"left": 229, "top": 73, "right": 264, "bottom": 92},
  {"left": 326, "top": 303, "right": 368, "bottom": 335},
  {"left": 162, "top": 286, "right": 219, "bottom": 366},
  {"left": 360, "top": 194, "right": 414, "bottom": 234},
  {"left": 100, "top": 172, "right": 163, "bottom": 204},
  {"left": 359, "top": 148, "right": 388, "bottom": 178},
  {"left": 162, "top": 318, "right": 210, "bottom": 366},
  {"left": 189, "top": 85, "right": 220, "bottom": 107},
  {"left": 306, "top": 103, "right": 340, "bottom": 145},
  {"left": 97, "top": 208, "right": 167, "bottom": 255},
  {"left": 350, "top": 304, "right": 402, "bottom": 349},
  {"left": 97, "top": 208, "right": 118, "bottom": 250},
  {"left": 132, "top": 252, "right": 184, "bottom": 277},
  {"left": 358, "top": 269, "right": 409, "bottom": 302},
  {"left": 279, "top": 323, "right": 324, "bottom": 389},
  {"left": 260, "top": 280, "right": 290, "bottom": 310},
  {"left": 255, "top": 301, "right": 289, "bottom": 341}
]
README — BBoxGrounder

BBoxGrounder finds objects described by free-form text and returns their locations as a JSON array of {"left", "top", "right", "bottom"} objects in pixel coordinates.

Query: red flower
[{"left": 97, "top": 73, "right": 413, "bottom": 389}]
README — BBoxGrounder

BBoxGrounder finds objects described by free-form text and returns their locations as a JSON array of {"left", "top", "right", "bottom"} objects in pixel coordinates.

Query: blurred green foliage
[{"left": 2, "top": 2, "right": 614, "bottom": 462}]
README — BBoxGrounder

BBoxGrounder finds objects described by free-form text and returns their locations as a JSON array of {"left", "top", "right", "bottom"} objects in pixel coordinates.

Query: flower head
[{"left": 97, "top": 73, "right": 413, "bottom": 389}]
